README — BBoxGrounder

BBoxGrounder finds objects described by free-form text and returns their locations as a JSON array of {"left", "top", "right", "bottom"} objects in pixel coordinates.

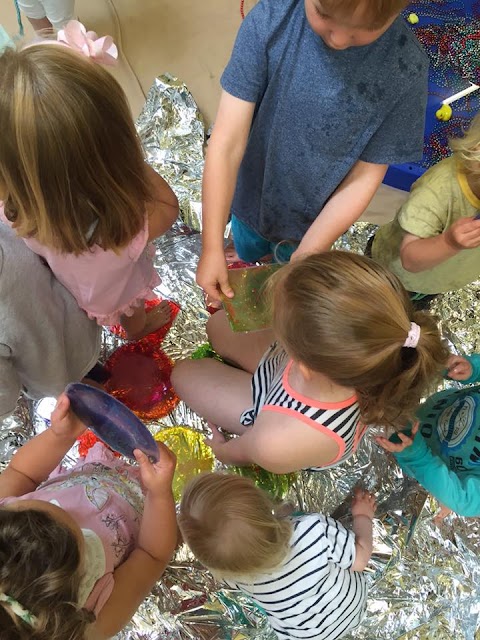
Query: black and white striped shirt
[
  {"left": 240, "top": 345, "right": 366, "bottom": 469},
  {"left": 223, "top": 514, "right": 368, "bottom": 640}
]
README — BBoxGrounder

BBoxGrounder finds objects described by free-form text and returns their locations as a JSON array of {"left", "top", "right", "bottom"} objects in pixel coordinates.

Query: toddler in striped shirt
[{"left": 179, "top": 472, "right": 376, "bottom": 640}]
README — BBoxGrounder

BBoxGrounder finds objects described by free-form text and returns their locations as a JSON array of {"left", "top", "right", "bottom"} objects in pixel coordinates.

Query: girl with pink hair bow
[{"left": 0, "top": 22, "right": 179, "bottom": 340}]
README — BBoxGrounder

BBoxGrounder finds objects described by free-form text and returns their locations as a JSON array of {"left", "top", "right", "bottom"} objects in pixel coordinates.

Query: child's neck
[{"left": 288, "top": 361, "right": 355, "bottom": 403}]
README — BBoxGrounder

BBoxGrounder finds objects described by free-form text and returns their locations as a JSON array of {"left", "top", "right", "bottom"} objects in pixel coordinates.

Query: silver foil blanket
[{"left": 1, "top": 77, "right": 479, "bottom": 639}]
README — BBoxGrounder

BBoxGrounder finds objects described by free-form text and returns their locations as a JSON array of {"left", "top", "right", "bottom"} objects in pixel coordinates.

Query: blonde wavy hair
[
  {"left": 0, "top": 45, "right": 151, "bottom": 254},
  {"left": 268, "top": 251, "right": 449, "bottom": 429},
  {"left": 450, "top": 111, "right": 480, "bottom": 190},
  {"left": 315, "top": 0, "right": 410, "bottom": 28},
  {"left": 0, "top": 508, "right": 94, "bottom": 640},
  {"left": 178, "top": 473, "right": 293, "bottom": 579}
]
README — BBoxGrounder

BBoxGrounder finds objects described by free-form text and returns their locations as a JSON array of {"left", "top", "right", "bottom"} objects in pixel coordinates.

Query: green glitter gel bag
[{"left": 222, "top": 263, "right": 281, "bottom": 333}]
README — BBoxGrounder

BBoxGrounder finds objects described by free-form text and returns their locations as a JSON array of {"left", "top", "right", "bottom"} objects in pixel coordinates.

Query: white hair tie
[{"left": 403, "top": 322, "right": 420, "bottom": 348}]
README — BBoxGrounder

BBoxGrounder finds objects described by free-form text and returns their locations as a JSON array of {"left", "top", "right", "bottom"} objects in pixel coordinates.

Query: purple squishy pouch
[
  {"left": 65, "top": 383, "right": 159, "bottom": 462},
  {"left": 474, "top": 212, "right": 480, "bottom": 220}
]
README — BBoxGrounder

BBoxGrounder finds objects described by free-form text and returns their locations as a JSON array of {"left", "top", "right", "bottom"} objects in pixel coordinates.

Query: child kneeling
[{"left": 179, "top": 473, "right": 376, "bottom": 640}]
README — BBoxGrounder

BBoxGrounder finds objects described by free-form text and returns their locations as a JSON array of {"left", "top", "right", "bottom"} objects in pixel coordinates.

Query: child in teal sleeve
[{"left": 376, "top": 354, "right": 480, "bottom": 517}]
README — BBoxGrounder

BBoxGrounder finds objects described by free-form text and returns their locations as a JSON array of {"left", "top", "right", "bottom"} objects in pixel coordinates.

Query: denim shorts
[{"left": 231, "top": 215, "right": 298, "bottom": 264}]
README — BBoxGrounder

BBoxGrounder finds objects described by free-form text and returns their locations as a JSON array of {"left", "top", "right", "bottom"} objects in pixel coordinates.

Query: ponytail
[{"left": 355, "top": 309, "right": 449, "bottom": 428}]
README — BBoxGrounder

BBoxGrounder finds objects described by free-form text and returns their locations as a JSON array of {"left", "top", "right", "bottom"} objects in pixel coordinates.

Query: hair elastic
[
  {"left": 403, "top": 322, "right": 421, "bottom": 348},
  {"left": 0, "top": 592, "right": 37, "bottom": 627}
]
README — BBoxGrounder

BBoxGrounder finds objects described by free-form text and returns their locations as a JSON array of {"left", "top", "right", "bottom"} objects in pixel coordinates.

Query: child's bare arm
[
  {"left": 0, "top": 395, "right": 86, "bottom": 498},
  {"left": 94, "top": 442, "right": 177, "bottom": 638},
  {"left": 92, "top": 549, "right": 169, "bottom": 639},
  {"left": 400, "top": 217, "right": 480, "bottom": 272},
  {"left": 351, "top": 489, "right": 375, "bottom": 571},
  {"left": 197, "top": 91, "right": 255, "bottom": 301},
  {"left": 145, "top": 164, "right": 179, "bottom": 241},
  {"left": 292, "top": 160, "right": 387, "bottom": 258}
]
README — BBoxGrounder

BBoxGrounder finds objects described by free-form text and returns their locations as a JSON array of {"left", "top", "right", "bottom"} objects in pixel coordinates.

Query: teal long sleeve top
[{"left": 393, "top": 354, "right": 480, "bottom": 517}]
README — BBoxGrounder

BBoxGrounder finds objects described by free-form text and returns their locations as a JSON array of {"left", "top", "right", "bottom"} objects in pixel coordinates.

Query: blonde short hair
[
  {"left": 0, "top": 45, "right": 151, "bottom": 254},
  {"left": 179, "top": 473, "right": 292, "bottom": 579},
  {"left": 450, "top": 112, "right": 480, "bottom": 186}
]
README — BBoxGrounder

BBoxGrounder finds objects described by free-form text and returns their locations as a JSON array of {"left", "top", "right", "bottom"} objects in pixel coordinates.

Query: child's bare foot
[{"left": 127, "top": 300, "right": 172, "bottom": 341}]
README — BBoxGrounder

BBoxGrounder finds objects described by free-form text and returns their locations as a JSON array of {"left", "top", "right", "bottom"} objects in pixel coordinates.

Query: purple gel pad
[{"left": 65, "top": 383, "right": 159, "bottom": 462}]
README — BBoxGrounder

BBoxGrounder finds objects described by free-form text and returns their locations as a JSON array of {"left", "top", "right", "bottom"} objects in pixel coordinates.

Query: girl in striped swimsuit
[{"left": 172, "top": 251, "right": 449, "bottom": 473}]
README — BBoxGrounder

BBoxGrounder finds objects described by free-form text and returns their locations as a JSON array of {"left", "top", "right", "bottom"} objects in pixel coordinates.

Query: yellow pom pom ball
[
  {"left": 407, "top": 13, "right": 419, "bottom": 24},
  {"left": 435, "top": 104, "right": 453, "bottom": 121}
]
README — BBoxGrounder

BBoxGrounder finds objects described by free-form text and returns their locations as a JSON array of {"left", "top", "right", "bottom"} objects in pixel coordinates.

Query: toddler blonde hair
[
  {"left": 0, "top": 45, "right": 151, "bottom": 254},
  {"left": 269, "top": 251, "right": 449, "bottom": 429},
  {"left": 316, "top": 0, "right": 410, "bottom": 29},
  {"left": 450, "top": 112, "right": 480, "bottom": 189},
  {"left": 178, "top": 473, "right": 292, "bottom": 578}
]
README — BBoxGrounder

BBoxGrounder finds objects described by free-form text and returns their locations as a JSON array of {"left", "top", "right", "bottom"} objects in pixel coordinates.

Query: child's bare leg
[
  {"left": 207, "top": 310, "right": 274, "bottom": 374},
  {"left": 172, "top": 358, "right": 252, "bottom": 434},
  {"left": 121, "top": 300, "right": 171, "bottom": 341}
]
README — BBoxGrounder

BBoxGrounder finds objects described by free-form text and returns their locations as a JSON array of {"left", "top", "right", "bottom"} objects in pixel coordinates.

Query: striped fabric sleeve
[{"left": 317, "top": 515, "right": 356, "bottom": 570}]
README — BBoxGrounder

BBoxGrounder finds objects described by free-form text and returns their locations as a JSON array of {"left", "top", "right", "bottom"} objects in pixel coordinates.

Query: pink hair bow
[{"left": 57, "top": 20, "right": 118, "bottom": 66}]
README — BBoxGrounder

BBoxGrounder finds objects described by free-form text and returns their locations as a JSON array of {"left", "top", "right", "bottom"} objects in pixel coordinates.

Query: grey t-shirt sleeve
[
  {"left": 0, "top": 344, "right": 21, "bottom": 420},
  {"left": 220, "top": 2, "right": 269, "bottom": 103},
  {"left": 360, "top": 72, "right": 428, "bottom": 165}
]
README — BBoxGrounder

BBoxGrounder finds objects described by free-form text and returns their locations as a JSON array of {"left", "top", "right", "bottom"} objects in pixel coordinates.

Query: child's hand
[
  {"left": 206, "top": 423, "right": 227, "bottom": 456},
  {"left": 50, "top": 394, "right": 88, "bottom": 440},
  {"left": 134, "top": 442, "right": 176, "bottom": 496},
  {"left": 351, "top": 488, "right": 376, "bottom": 519},
  {"left": 375, "top": 422, "right": 418, "bottom": 453},
  {"left": 196, "top": 249, "right": 234, "bottom": 303},
  {"left": 446, "top": 354, "right": 472, "bottom": 380},
  {"left": 444, "top": 217, "right": 480, "bottom": 250}
]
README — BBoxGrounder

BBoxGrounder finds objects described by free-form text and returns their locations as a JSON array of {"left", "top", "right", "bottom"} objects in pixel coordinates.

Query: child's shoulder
[
  {"left": 241, "top": 0, "right": 303, "bottom": 32},
  {"left": 375, "top": 17, "right": 428, "bottom": 72},
  {"left": 412, "top": 156, "right": 457, "bottom": 192}
]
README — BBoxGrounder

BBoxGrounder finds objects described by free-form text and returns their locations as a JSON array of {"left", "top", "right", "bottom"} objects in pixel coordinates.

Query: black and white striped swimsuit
[
  {"left": 240, "top": 344, "right": 366, "bottom": 470},
  {"left": 223, "top": 514, "right": 368, "bottom": 640}
]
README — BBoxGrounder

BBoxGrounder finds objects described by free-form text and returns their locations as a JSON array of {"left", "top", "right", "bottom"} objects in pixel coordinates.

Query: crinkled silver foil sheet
[
  {"left": 1, "top": 81, "right": 480, "bottom": 639},
  {"left": 136, "top": 75, "right": 205, "bottom": 233}
]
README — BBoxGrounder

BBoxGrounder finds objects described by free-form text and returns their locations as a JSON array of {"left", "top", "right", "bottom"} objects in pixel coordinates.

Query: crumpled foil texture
[
  {"left": 1, "top": 79, "right": 479, "bottom": 639},
  {"left": 136, "top": 74, "right": 205, "bottom": 233}
]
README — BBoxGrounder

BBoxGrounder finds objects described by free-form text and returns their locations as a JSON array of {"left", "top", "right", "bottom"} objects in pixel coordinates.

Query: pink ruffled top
[{"left": 0, "top": 206, "right": 160, "bottom": 326}]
